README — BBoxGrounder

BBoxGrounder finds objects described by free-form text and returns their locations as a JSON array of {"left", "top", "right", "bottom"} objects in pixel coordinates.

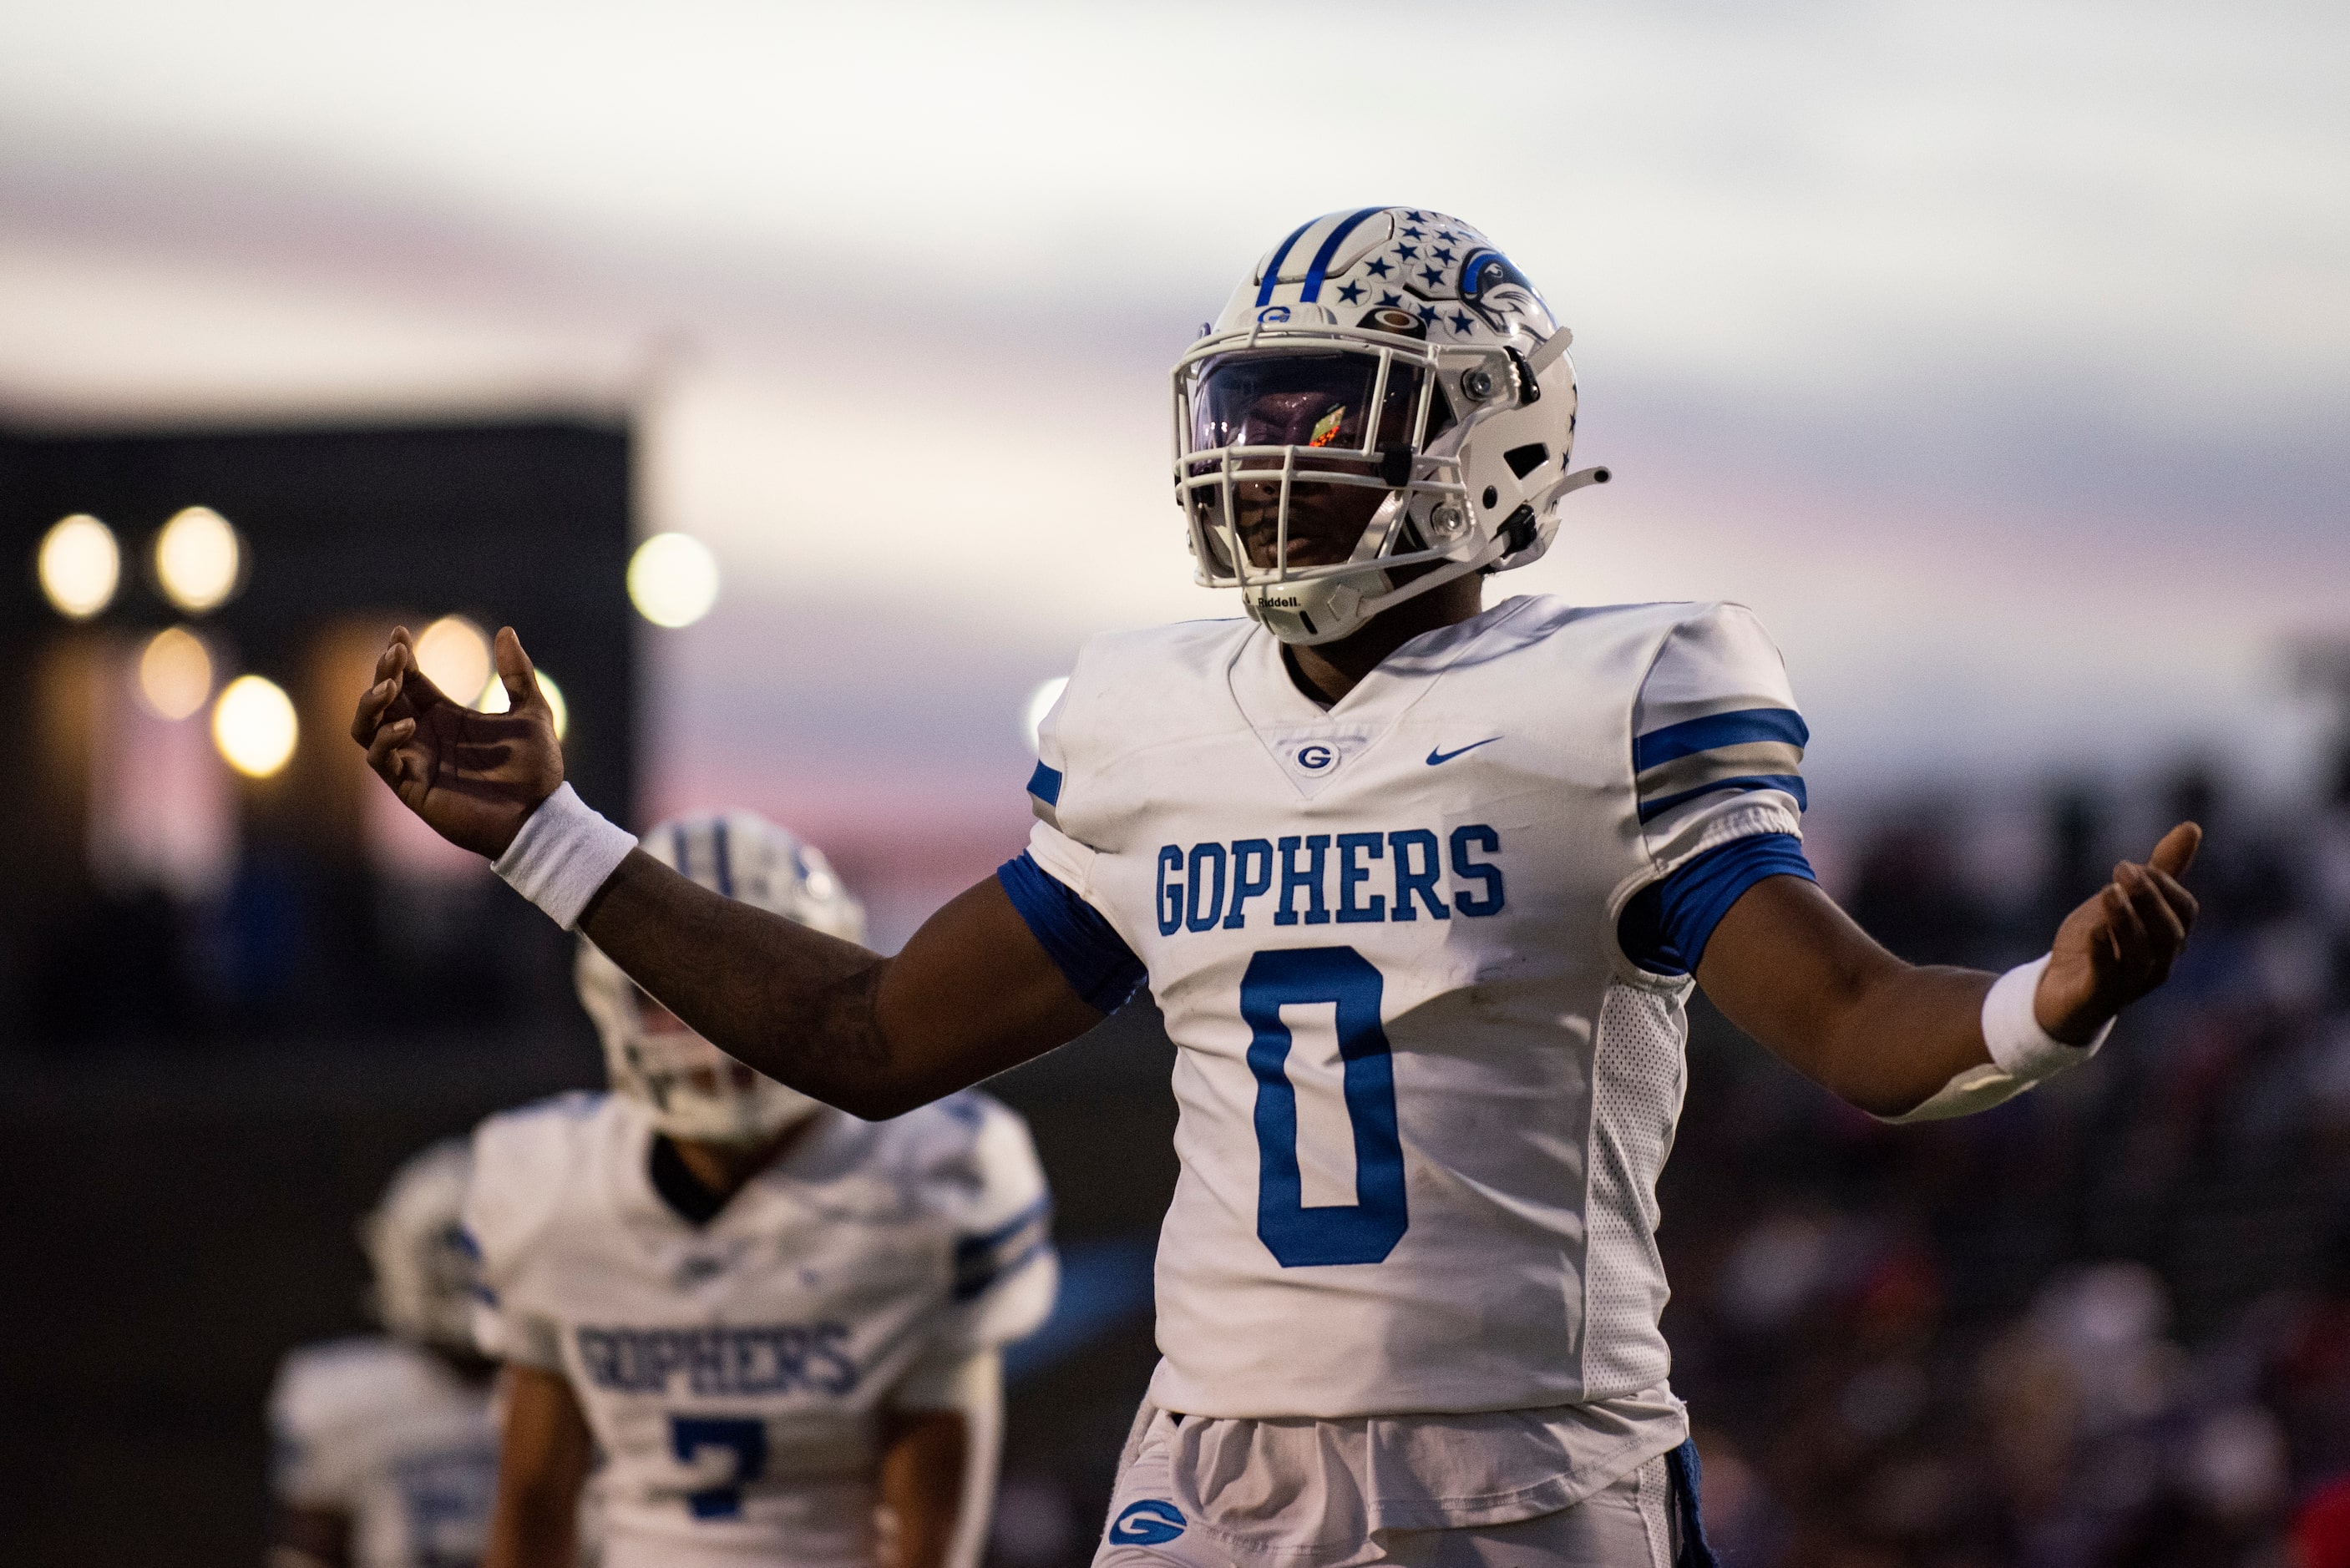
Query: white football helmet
[
  {"left": 1173, "top": 207, "right": 1609, "bottom": 645},
  {"left": 357, "top": 1138, "right": 476, "bottom": 1354},
  {"left": 575, "top": 811, "right": 866, "bottom": 1148}
]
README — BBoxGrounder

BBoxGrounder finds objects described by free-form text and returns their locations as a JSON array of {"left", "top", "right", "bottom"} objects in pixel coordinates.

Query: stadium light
[
  {"left": 475, "top": 667, "right": 570, "bottom": 740},
  {"left": 415, "top": 615, "right": 492, "bottom": 704},
  {"left": 212, "top": 675, "right": 298, "bottom": 778},
  {"left": 627, "top": 533, "right": 720, "bottom": 628},
  {"left": 1022, "top": 675, "right": 1069, "bottom": 754},
  {"left": 138, "top": 627, "right": 214, "bottom": 721},
  {"left": 154, "top": 506, "right": 243, "bottom": 615},
  {"left": 37, "top": 514, "right": 120, "bottom": 619}
]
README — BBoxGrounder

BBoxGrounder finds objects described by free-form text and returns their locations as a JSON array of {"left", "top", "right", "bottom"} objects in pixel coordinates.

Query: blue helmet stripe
[
  {"left": 711, "top": 817, "right": 733, "bottom": 899},
  {"left": 1299, "top": 207, "right": 1386, "bottom": 302},
  {"left": 1253, "top": 218, "right": 1318, "bottom": 307}
]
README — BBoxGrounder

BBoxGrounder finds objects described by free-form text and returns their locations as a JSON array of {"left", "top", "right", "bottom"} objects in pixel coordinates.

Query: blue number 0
[
  {"left": 1242, "top": 946, "right": 1408, "bottom": 1266},
  {"left": 669, "top": 1415, "right": 767, "bottom": 1519}
]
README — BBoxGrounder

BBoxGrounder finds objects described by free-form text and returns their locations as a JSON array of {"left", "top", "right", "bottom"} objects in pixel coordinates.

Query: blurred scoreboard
[{"left": 0, "top": 418, "right": 636, "bottom": 1048}]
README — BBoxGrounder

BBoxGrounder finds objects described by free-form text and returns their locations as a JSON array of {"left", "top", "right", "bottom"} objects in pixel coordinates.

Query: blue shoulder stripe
[
  {"left": 1254, "top": 219, "right": 1318, "bottom": 307},
  {"left": 1299, "top": 208, "right": 1386, "bottom": 302},
  {"left": 1633, "top": 707, "right": 1809, "bottom": 772},
  {"left": 1026, "top": 761, "right": 1063, "bottom": 807},
  {"left": 953, "top": 1195, "right": 1055, "bottom": 1302},
  {"left": 1637, "top": 774, "right": 1808, "bottom": 824}
]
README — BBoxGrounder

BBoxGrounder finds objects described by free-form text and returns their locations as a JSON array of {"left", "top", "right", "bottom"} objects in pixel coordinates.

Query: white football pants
[{"left": 1092, "top": 1404, "right": 1674, "bottom": 1568}]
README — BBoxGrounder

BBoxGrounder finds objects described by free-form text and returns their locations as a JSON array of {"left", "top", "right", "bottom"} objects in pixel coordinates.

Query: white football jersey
[
  {"left": 268, "top": 1335, "right": 498, "bottom": 1568},
  {"left": 1024, "top": 595, "right": 1805, "bottom": 1421},
  {"left": 464, "top": 1090, "right": 1056, "bottom": 1568}
]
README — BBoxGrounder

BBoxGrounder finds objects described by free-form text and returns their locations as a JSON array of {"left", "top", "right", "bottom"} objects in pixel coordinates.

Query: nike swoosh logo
[{"left": 1426, "top": 737, "right": 1501, "bottom": 766}]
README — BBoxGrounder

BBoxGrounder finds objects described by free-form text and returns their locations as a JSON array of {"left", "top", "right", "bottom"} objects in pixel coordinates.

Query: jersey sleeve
[
  {"left": 1003, "top": 647, "right": 1148, "bottom": 1012},
  {"left": 463, "top": 1100, "right": 583, "bottom": 1371},
  {"left": 267, "top": 1344, "right": 364, "bottom": 1509},
  {"left": 1618, "top": 604, "right": 1816, "bottom": 974},
  {"left": 998, "top": 847, "right": 1147, "bottom": 1014},
  {"left": 1632, "top": 603, "right": 1808, "bottom": 871},
  {"left": 934, "top": 1096, "right": 1058, "bottom": 1355}
]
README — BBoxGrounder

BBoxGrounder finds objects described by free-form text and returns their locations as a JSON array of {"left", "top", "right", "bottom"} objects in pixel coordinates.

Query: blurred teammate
[
  {"left": 270, "top": 1139, "right": 499, "bottom": 1568},
  {"left": 357, "top": 209, "right": 2201, "bottom": 1567},
  {"left": 466, "top": 812, "right": 1055, "bottom": 1568}
]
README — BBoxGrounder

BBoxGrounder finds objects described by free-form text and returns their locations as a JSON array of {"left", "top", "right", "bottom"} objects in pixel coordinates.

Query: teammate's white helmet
[
  {"left": 357, "top": 1139, "right": 477, "bottom": 1353},
  {"left": 576, "top": 811, "right": 866, "bottom": 1147},
  {"left": 1173, "top": 207, "right": 1608, "bottom": 645}
]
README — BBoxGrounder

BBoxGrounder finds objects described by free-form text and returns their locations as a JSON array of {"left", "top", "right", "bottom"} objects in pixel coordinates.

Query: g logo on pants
[{"left": 1109, "top": 1500, "right": 1187, "bottom": 1545}]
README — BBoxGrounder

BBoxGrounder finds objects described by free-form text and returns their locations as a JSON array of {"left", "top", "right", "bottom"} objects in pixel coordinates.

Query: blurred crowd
[{"left": 1659, "top": 758, "right": 2350, "bottom": 1568}]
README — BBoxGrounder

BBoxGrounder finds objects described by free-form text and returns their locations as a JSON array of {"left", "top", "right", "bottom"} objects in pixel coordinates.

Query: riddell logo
[{"left": 1261, "top": 595, "right": 1303, "bottom": 608}]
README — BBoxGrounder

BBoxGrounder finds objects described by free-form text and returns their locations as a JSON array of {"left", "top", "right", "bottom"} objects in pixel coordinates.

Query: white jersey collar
[{"left": 1225, "top": 596, "right": 1543, "bottom": 800}]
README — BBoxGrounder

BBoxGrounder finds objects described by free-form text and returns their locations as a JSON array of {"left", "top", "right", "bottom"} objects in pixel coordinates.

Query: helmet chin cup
[{"left": 1243, "top": 571, "right": 1380, "bottom": 645}]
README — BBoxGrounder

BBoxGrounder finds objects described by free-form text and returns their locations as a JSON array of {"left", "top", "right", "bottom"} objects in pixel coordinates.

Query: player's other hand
[
  {"left": 349, "top": 625, "right": 563, "bottom": 860},
  {"left": 2036, "top": 822, "right": 2201, "bottom": 1044}
]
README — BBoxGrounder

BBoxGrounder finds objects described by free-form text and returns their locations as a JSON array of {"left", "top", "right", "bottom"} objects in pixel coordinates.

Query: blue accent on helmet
[
  {"left": 1253, "top": 218, "right": 1318, "bottom": 307},
  {"left": 1298, "top": 207, "right": 1386, "bottom": 303},
  {"left": 711, "top": 817, "right": 733, "bottom": 899},
  {"left": 1026, "top": 761, "right": 1063, "bottom": 807}
]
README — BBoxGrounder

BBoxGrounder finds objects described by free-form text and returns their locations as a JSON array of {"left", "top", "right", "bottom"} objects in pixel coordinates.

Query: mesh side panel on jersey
[{"left": 1582, "top": 982, "right": 1689, "bottom": 1396}]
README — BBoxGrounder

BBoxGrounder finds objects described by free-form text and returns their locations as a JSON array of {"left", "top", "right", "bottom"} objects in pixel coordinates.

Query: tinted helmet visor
[{"left": 1182, "top": 351, "right": 1443, "bottom": 573}]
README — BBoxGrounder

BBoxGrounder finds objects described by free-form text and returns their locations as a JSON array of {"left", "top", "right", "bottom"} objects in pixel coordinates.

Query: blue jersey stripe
[
  {"left": 955, "top": 1236, "right": 1053, "bottom": 1303},
  {"left": 1633, "top": 706, "right": 1810, "bottom": 772},
  {"left": 1026, "top": 761, "right": 1063, "bottom": 807},
  {"left": 954, "top": 1196, "right": 1054, "bottom": 1301},
  {"left": 1618, "top": 832, "right": 1816, "bottom": 975},
  {"left": 966, "top": 1194, "right": 1052, "bottom": 1253},
  {"left": 1636, "top": 773, "right": 1808, "bottom": 824},
  {"left": 996, "top": 852, "right": 1145, "bottom": 1014},
  {"left": 1254, "top": 218, "right": 1319, "bottom": 307},
  {"left": 1299, "top": 207, "right": 1386, "bottom": 302}
]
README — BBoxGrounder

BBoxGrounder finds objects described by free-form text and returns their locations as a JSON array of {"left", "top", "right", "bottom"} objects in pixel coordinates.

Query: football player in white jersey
[
  {"left": 270, "top": 1138, "right": 500, "bottom": 1568},
  {"left": 354, "top": 207, "right": 2202, "bottom": 1567},
  {"left": 466, "top": 811, "right": 1056, "bottom": 1568}
]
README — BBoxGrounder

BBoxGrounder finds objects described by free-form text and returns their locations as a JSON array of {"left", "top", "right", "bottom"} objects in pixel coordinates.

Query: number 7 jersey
[{"left": 1017, "top": 594, "right": 1806, "bottom": 1420}]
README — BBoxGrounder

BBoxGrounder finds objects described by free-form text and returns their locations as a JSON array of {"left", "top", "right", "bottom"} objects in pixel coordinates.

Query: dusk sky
[{"left": 5, "top": 0, "right": 2344, "bottom": 933}]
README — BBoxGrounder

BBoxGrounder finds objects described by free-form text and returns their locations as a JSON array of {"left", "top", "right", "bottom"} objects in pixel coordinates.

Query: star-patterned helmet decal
[{"left": 1211, "top": 209, "right": 1560, "bottom": 349}]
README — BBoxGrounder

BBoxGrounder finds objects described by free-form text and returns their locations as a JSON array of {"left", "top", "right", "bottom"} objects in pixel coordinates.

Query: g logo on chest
[{"left": 1295, "top": 744, "right": 1335, "bottom": 771}]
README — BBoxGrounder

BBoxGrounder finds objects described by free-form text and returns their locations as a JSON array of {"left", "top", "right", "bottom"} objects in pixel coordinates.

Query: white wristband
[
  {"left": 492, "top": 783, "right": 638, "bottom": 930},
  {"left": 1982, "top": 953, "right": 2111, "bottom": 1082}
]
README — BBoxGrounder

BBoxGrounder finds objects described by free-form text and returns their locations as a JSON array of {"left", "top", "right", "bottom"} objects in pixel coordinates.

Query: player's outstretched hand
[
  {"left": 2036, "top": 822, "right": 2201, "bottom": 1044},
  {"left": 349, "top": 625, "right": 564, "bottom": 860}
]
